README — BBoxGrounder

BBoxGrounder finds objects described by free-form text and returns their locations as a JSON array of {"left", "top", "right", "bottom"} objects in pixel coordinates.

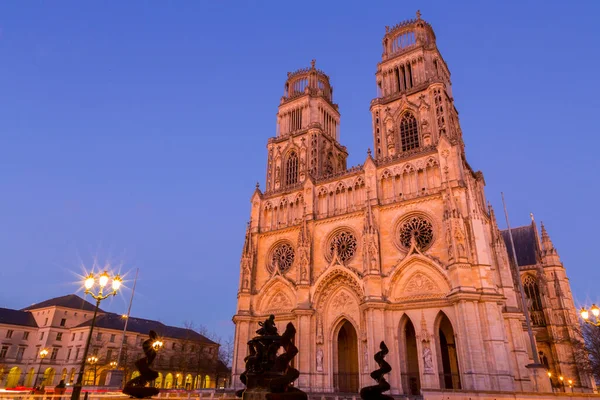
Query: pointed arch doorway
[
  {"left": 436, "top": 313, "right": 461, "bottom": 389},
  {"left": 334, "top": 320, "right": 359, "bottom": 393},
  {"left": 400, "top": 316, "right": 420, "bottom": 395}
]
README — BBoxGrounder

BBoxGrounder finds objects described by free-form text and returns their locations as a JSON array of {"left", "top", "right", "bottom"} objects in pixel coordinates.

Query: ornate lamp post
[
  {"left": 70, "top": 271, "right": 122, "bottom": 400},
  {"left": 580, "top": 304, "right": 600, "bottom": 326},
  {"left": 35, "top": 348, "right": 49, "bottom": 387},
  {"left": 87, "top": 356, "right": 99, "bottom": 386}
]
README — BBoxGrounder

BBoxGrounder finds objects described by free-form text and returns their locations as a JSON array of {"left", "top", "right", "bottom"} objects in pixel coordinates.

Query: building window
[
  {"left": 400, "top": 112, "right": 419, "bottom": 151},
  {"left": 523, "top": 275, "right": 543, "bottom": 311},
  {"left": 172, "top": 343, "right": 176, "bottom": 350},
  {"left": 79, "top": 332, "right": 83, "bottom": 340},
  {"left": 523, "top": 275, "right": 546, "bottom": 327},
  {"left": 285, "top": 152, "right": 299, "bottom": 186},
  {"left": 96, "top": 333, "right": 102, "bottom": 341},
  {"left": 16, "top": 347, "right": 25, "bottom": 361},
  {"left": 110, "top": 334, "right": 116, "bottom": 343},
  {"left": 67, "top": 348, "right": 72, "bottom": 360},
  {"left": 0, "top": 346, "right": 8, "bottom": 359},
  {"left": 23, "top": 331, "right": 29, "bottom": 340},
  {"left": 51, "top": 348, "right": 59, "bottom": 360},
  {"left": 106, "top": 349, "right": 112, "bottom": 361},
  {"left": 6, "top": 330, "right": 13, "bottom": 339},
  {"left": 56, "top": 333, "right": 63, "bottom": 341},
  {"left": 44, "top": 318, "right": 48, "bottom": 326},
  {"left": 40, "top": 332, "right": 45, "bottom": 340},
  {"left": 75, "top": 348, "right": 80, "bottom": 360},
  {"left": 71, "top": 333, "right": 76, "bottom": 341},
  {"left": 60, "top": 318, "right": 66, "bottom": 327}
]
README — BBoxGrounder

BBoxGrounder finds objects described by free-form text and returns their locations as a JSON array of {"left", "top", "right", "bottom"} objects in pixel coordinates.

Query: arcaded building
[{"left": 231, "top": 12, "right": 593, "bottom": 396}]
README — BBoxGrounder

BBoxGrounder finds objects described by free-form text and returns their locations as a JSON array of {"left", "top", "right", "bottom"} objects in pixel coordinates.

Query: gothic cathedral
[{"left": 232, "top": 13, "right": 594, "bottom": 395}]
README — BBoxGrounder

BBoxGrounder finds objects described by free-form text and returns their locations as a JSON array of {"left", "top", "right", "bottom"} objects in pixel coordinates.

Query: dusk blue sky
[{"left": 1, "top": 1, "right": 599, "bottom": 340}]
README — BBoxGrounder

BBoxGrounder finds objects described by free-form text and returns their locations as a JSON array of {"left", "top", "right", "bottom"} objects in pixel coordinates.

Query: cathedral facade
[{"left": 232, "top": 13, "right": 594, "bottom": 396}]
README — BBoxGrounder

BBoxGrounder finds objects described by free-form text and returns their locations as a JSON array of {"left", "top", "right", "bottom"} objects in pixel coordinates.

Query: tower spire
[{"left": 540, "top": 222, "right": 561, "bottom": 266}]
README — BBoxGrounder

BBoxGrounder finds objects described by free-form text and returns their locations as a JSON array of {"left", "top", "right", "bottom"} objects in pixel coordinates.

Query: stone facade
[
  {"left": 0, "top": 295, "right": 226, "bottom": 390},
  {"left": 232, "top": 12, "right": 594, "bottom": 396}
]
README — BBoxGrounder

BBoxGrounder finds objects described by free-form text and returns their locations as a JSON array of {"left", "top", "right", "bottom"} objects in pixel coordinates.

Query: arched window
[
  {"left": 286, "top": 152, "right": 299, "bottom": 186},
  {"left": 523, "top": 275, "right": 543, "bottom": 311},
  {"left": 400, "top": 112, "right": 419, "bottom": 151},
  {"left": 523, "top": 275, "right": 546, "bottom": 326}
]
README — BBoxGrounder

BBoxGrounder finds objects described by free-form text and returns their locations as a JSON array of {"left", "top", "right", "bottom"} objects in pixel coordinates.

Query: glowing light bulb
[
  {"left": 84, "top": 274, "right": 95, "bottom": 290},
  {"left": 591, "top": 304, "right": 599, "bottom": 317},
  {"left": 581, "top": 308, "right": 589, "bottom": 320},
  {"left": 39, "top": 349, "right": 49, "bottom": 358},
  {"left": 547, "top": 372, "right": 552, "bottom": 377},
  {"left": 99, "top": 271, "right": 109, "bottom": 287},
  {"left": 112, "top": 274, "right": 122, "bottom": 291},
  {"left": 559, "top": 376, "right": 564, "bottom": 382}
]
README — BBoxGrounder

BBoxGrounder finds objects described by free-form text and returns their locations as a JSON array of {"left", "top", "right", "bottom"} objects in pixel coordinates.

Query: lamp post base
[
  {"left": 70, "top": 383, "right": 83, "bottom": 400},
  {"left": 107, "top": 370, "right": 125, "bottom": 388}
]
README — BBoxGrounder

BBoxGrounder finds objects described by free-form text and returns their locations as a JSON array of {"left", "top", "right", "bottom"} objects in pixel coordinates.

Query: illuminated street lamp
[
  {"left": 35, "top": 348, "right": 49, "bottom": 387},
  {"left": 87, "top": 356, "right": 99, "bottom": 385},
  {"left": 71, "top": 271, "right": 122, "bottom": 400},
  {"left": 580, "top": 304, "right": 600, "bottom": 326},
  {"left": 110, "top": 361, "right": 118, "bottom": 369}
]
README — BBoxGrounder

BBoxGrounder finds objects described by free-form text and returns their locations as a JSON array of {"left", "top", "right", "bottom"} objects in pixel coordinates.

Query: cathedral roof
[{"left": 500, "top": 225, "right": 539, "bottom": 266}]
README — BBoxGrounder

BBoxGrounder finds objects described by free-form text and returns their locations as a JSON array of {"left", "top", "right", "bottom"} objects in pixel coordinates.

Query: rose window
[
  {"left": 270, "top": 243, "right": 295, "bottom": 273},
  {"left": 398, "top": 216, "right": 434, "bottom": 250},
  {"left": 328, "top": 230, "right": 358, "bottom": 262}
]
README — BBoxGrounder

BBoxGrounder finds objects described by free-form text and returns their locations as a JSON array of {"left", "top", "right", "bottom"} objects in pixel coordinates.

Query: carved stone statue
[
  {"left": 359, "top": 341, "right": 393, "bottom": 400},
  {"left": 316, "top": 348, "right": 324, "bottom": 372},
  {"left": 236, "top": 316, "right": 307, "bottom": 400},
  {"left": 423, "top": 345, "right": 433, "bottom": 374},
  {"left": 122, "top": 330, "right": 161, "bottom": 398},
  {"left": 242, "top": 267, "right": 250, "bottom": 290},
  {"left": 316, "top": 315, "right": 324, "bottom": 344},
  {"left": 386, "top": 128, "right": 395, "bottom": 147}
]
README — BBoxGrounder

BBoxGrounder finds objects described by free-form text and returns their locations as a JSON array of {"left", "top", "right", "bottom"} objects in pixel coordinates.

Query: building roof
[
  {"left": 501, "top": 225, "right": 539, "bottom": 266},
  {"left": 75, "top": 313, "right": 216, "bottom": 344},
  {"left": 0, "top": 307, "right": 38, "bottom": 327},
  {"left": 22, "top": 294, "right": 102, "bottom": 312}
]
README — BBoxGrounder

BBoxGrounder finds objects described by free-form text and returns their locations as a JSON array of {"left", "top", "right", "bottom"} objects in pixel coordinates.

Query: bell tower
[
  {"left": 265, "top": 60, "right": 348, "bottom": 192},
  {"left": 370, "top": 11, "right": 463, "bottom": 160}
]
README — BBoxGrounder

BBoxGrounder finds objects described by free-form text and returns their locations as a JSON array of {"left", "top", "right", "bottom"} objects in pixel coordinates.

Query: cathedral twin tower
[{"left": 232, "top": 13, "right": 593, "bottom": 396}]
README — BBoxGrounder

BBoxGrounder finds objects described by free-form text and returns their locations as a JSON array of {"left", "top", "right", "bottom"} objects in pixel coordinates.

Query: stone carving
[
  {"left": 359, "top": 341, "right": 393, "bottom": 400},
  {"left": 363, "top": 346, "right": 369, "bottom": 372},
  {"left": 454, "top": 225, "right": 467, "bottom": 258},
  {"left": 331, "top": 291, "right": 351, "bottom": 312},
  {"left": 316, "top": 347, "right": 324, "bottom": 372},
  {"left": 242, "top": 268, "right": 250, "bottom": 290},
  {"left": 398, "top": 216, "right": 434, "bottom": 250},
  {"left": 236, "top": 316, "right": 306, "bottom": 400},
  {"left": 270, "top": 243, "right": 295, "bottom": 273},
  {"left": 316, "top": 315, "right": 324, "bottom": 344},
  {"left": 405, "top": 273, "right": 437, "bottom": 293},
  {"left": 268, "top": 292, "right": 292, "bottom": 312},
  {"left": 422, "top": 345, "right": 434, "bottom": 374},
  {"left": 122, "top": 330, "right": 161, "bottom": 399},
  {"left": 328, "top": 230, "right": 358, "bottom": 263},
  {"left": 420, "top": 311, "right": 434, "bottom": 374}
]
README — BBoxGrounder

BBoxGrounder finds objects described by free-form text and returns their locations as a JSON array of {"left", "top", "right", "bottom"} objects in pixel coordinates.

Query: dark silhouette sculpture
[
  {"left": 123, "top": 330, "right": 161, "bottom": 399},
  {"left": 360, "top": 341, "right": 393, "bottom": 400},
  {"left": 236, "top": 315, "right": 306, "bottom": 400}
]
